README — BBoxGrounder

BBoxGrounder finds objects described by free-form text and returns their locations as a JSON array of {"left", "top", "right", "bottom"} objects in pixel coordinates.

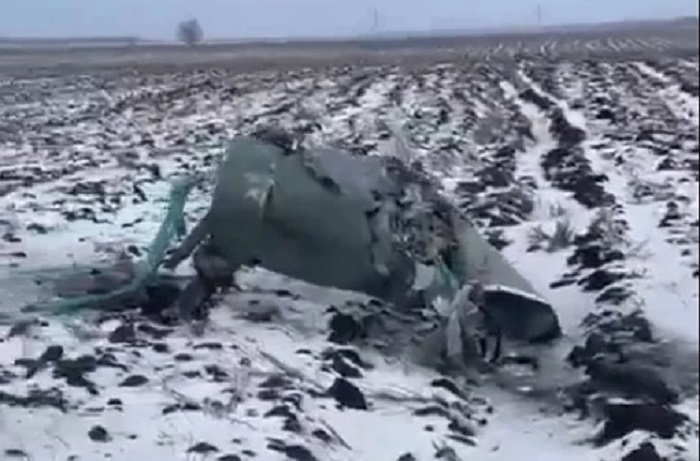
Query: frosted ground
[{"left": 0, "top": 26, "right": 698, "bottom": 461}]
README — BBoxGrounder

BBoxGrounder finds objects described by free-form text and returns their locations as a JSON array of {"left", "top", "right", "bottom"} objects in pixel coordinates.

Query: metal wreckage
[{"left": 31, "top": 127, "right": 561, "bottom": 370}]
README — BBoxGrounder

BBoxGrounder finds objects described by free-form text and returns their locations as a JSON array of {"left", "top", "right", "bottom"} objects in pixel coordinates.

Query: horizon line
[{"left": 0, "top": 15, "right": 696, "bottom": 44}]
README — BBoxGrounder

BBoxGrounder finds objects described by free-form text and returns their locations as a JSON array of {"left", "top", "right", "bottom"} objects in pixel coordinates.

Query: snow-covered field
[{"left": 0, "top": 30, "right": 698, "bottom": 461}]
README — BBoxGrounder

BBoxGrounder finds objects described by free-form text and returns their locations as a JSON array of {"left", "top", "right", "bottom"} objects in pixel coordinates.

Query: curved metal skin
[{"left": 162, "top": 134, "right": 512, "bottom": 365}]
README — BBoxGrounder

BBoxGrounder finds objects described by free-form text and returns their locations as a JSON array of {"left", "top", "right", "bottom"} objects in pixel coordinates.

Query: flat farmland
[{"left": 0, "top": 19, "right": 698, "bottom": 461}]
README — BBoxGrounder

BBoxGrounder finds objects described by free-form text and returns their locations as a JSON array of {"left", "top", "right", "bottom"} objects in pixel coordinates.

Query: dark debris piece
[
  {"left": 108, "top": 323, "right": 136, "bottom": 343},
  {"left": 267, "top": 438, "right": 318, "bottom": 461},
  {"left": 327, "top": 312, "right": 366, "bottom": 344},
  {"left": 586, "top": 359, "right": 678, "bottom": 405},
  {"left": 0, "top": 387, "right": 68, "bottom": 412},
  {"left": 327, "top": 377, "right": 368, "bottom": 410},
  {"left": 396, "top": 454, "right": 418, "bottom": 461},
  {"left": 217, "top": 455, "right": 243, "bottom": 461},
  {"left": 3, "top": 448, "right": 29, "bottom": 459},
  {"left": 329, "top": 355, "right": 363, "bottom": 378},
  {"left": 430, "top": 378, "right": 467, "bottom": 400},
  {"left": 188, "top": 442, "right": 219, "bottom": 454},
  {"left": 25, "top": 344, "right": 64, "bottom": 378},
  {"left": 596, "top": 402, "right": 686, "bottom": 444},
  {"left": 162, "top": 402, "right": 201, "bottom": 415},
  {"left": 53, "top": 355, "right": 99, "bottom": 394},
  {"left": 88, "top": 425, "right": 111, "bottom": 442},
  {"left": 119, "top": 375, "right": 149, "bottom": 387}
]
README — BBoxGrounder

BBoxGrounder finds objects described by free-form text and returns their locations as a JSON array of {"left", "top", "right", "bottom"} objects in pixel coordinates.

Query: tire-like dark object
[{"left": 483, "top": 286, "right": 561, "bottom": 343}]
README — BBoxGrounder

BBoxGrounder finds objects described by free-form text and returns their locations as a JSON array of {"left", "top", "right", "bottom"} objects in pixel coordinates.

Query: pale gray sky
[{"left": 0, "top": 0, "right": 697, "bottom": 40}]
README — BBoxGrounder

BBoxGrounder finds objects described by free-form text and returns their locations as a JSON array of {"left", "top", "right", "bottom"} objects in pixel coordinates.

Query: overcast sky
[{"left": 0, "top": 0, "right": 697, "bottom": 40}]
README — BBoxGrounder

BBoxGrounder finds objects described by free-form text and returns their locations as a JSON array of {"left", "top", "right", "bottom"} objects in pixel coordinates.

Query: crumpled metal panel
[
  {"left": 205, "top": 135, "right": 558, "bottom": 346},
  {"left": 208, "top": 137, "right": 413, "bottom": 302}
]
